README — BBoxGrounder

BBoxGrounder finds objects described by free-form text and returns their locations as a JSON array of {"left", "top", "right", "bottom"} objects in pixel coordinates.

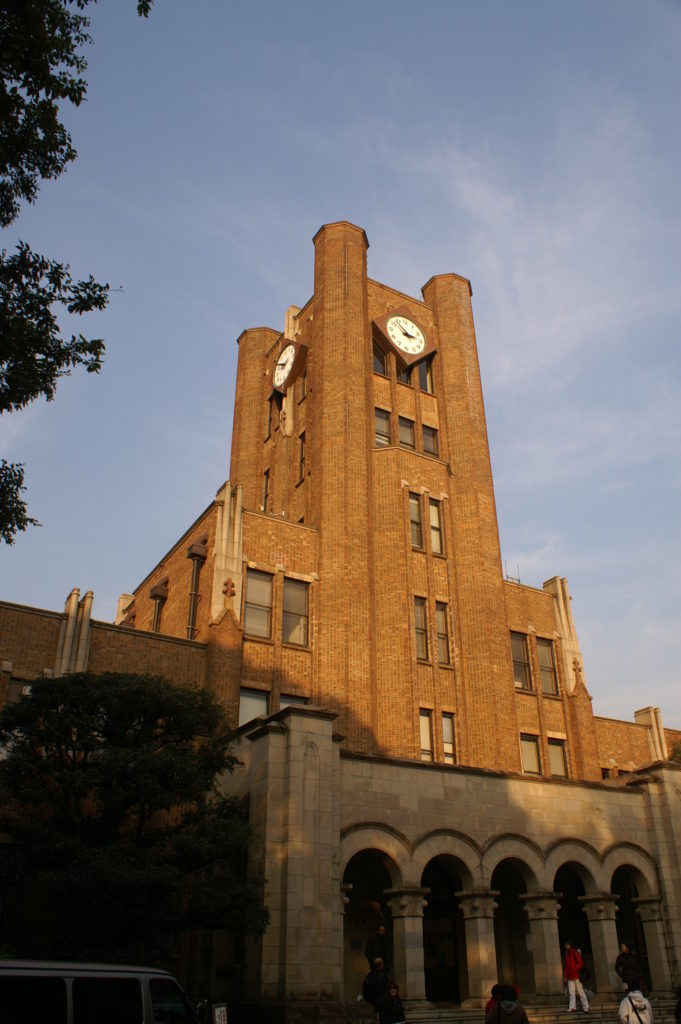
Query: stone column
[
  {"left": 520, "top": 892, "right": 564, "bottom": 996},
  {"left": 632, "top": 896, "right": 671, "bottom": 992},
  {"left": 385, "top": 888, "right": 430, "bottom": 1004},
  {"left": 580, "top": 894, "right": 620, "bottom": 994},
  {"left": 456, "top": 890, "right": 499, "bottom": 1007}
]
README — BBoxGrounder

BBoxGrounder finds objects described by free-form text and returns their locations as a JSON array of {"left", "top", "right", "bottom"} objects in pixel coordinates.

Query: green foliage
[
  {"left": 0, "top": 0, "right": 152, "bottom": 543},
  {"left": 0, "top": 673, "right": 268, "bottom": 961},
  {"left": 0, "top": 460, "right": 39, "bottom": 543},
  {"left": 669, "top": 739, "right": 681, "bottom": 763}
]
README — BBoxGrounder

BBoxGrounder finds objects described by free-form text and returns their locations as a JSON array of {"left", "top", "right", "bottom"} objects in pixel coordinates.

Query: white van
[{"left": 0, "top": 959, "right": 199, "bottom": 1023}]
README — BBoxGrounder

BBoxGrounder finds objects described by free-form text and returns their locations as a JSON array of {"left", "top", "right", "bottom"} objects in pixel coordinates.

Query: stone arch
[
  {"left": 606, "top": 844, "right": 659, "bottom": 993},
  {"left": 603, "top": 844, "right": 658, "bottom": 898},
  {"left": 481, "top": 834, "right": 544, "bottom": 891},
  {"left": 411, "top": 829, "right": 479, "bottom": 890},
  {"left": 341, "top": 826, "right": 407, "bottom": 999},
  {"left": 545, "top": 839, "right": 604, "bottom": 892}
]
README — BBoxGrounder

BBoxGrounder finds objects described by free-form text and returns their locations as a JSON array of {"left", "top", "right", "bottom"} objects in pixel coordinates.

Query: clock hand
[{"left": 400, "top": 325, "right": 416, "bottom": 339}]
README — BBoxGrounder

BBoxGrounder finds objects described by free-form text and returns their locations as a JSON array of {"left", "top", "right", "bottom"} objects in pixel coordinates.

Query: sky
[{"left": 1, "top": 0, "right": 679, "bottom": 728}]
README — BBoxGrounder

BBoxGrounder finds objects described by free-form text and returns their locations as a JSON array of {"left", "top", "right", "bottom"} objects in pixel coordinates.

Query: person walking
[
  {"left": 563, "top": 942, "right": 589, "bottom": 1012},
  {"left": 619, "top": 978, "right": 652, "bottom": 1024}
]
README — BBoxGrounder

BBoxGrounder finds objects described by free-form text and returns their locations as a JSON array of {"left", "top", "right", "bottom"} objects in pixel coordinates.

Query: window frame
[
  {"left": 436, "top": 601, "right": 450, "bottom": 665},
  {"left": 429, "top": 498, "right": 444, "bottom": 554},
  {"left": 373, "top": 340, "right": 388, "bottom": 376},
  {"left": 414, "top": 596, "right": 429, "bottom": 661},
  {"left": 239, "top": 687, "right": 269, "bottom": 726},
  {"left": 420, "top": 708, "right": 434, "bottom": 762},
  {"left": 442, "top": 712, "right": 456, "bottom": 764},
  {"left": 520, "top": 733, "right": 541, "bottom": 774},
  {"left": 423, "top": 424, "right": 439, "bottom": 456},
  {"left": 243, "top": 569, "right": 273, "bottom": 639},
  {"left": 537, "top": 637, "right": 559, "bottom": 695},
  {"left": 298, "top": 431, "right": 306, "bottom": 483},
  {"left": 511, "top": 631, "right": 532, "bottom": 690},
  {"left": 374, "top": 407, "right": 391, "bottom": 447},
  {"left": 548, "top": 738, "right": 568, "bottom": 777},
  {"left": 417, "top": 357, "right": 434, "bottom": 394},
  {"left": 399, "top": 416, "right": 415, "bottom": 449},
  {"left": 281, "top": 577, "right": 309, "bottom": 647},
  {"left": 409, "top": 492, "right": 423, "bottom": 549}
]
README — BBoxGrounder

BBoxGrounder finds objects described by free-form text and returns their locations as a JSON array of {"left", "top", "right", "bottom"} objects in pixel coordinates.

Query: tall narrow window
[
  {"left": 548, "top": 738, "right": 568, "bottom": 777},
  {"left": 442, "top": 713, "right": 456, "bottom": 764},
  {"left": 414, "top": 597, "right": 428, "bottom": 661},
  {"left": 429, "top": 499, "right": 443, "bottom": 554},
  {"left": 243, "top": 569, "right": 273, "bottom": 639},
  {"left": 375, "top": 408, "right": 391, "bottom": 446},
  {"left": 397, "top": 364, "right": 412, "bottom": 386},
  {"left": 299, "top": 371, "right": 307, "bottom": 401},
  {"left": 537, "top": 637, "right": 558, "bottom": 694},
  {"left": 417, "top": 357, "right": 434, "bottom": 394},
  {"left": 511, "top": 631, "right": 532, "bottom": 689},
  {"left": 436, "top": 602, "right": 450, "bottom": 665},
  {"left": 420, "top": 709, "right": 434, "bottom": 761},
  {"left": 399, "top": 417, "right": 415, "bottom": 449},
  {"left": 186, "top": 542, "right": 207, "bottom": 639},
  {"left": 373, "top": 341, "right": 388, "bottom": 376},
  {"left": 298, "top": 432, "right": 306, "bottom": 482},
  {"left": 282, "top": 578, "right": 309, "bottom": 646},
  {"left": 409, "top": 493, "right": 423, "bottom": 548},
  {"left": 423, "top": 425, "right": 439, "bottom": 456},
  {"left": 520, "top": 733, "right": 541, "bottom": 774},
  {"left": 150, "top": 579, "right": 168, "bottom": 633},
  {"left": 263, "top": 469, "right": 270, "bottom": 510}
]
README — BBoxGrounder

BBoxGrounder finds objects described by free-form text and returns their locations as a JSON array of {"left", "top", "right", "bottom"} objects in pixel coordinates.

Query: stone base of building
[{"left": 233, "top": 1001, "right": 376, "bottom": 1024}]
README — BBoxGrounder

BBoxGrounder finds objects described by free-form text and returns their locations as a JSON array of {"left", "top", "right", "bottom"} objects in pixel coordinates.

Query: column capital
[
  {"left": 520, "top": 891, "right": 562, "bottom": 921},
  {"left": 384, "top": 887, "right": 429, "bottom": 918},
  {"left": 455, "top": 890, "right": 499, "bottom": 920},
  {"left": 578, "top": 893, "right": 619, "bottom": 922},
  {"left": 632, "top": 895, "right": 663, "bottom": 923}
]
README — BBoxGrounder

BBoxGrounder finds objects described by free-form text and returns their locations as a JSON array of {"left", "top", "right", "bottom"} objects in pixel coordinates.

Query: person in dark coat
[
  {"left": 378, "top": 982, "right": 406, "bottom": 1024},
  {"left": 485, "top": 984, "right": 529, "bottom": 1024},
  {"left": 365, "top": 924, "right": 388, "bottom": 968},
  {"left": 362, "top": 958, "right": 389, "bottom": 1015},
  {"left": 615, "top": 944, "right": 644, "bottom": 993}
]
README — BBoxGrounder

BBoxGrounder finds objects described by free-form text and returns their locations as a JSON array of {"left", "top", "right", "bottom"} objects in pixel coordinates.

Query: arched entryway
[
  {"left": 343, "top": 849, "right": 397, "bottom": 998},
  {"left": 420, "top": 856, "right": 467, "bottom": 1004},
  {"left": 612, "top": 866, "right": 651, "bottom": 992},
  {"left": 492, "top": 859, "right": 534, "bottom": 996},
  {"left": 555, "top": 863, "right": 593, "bottom": 983}
]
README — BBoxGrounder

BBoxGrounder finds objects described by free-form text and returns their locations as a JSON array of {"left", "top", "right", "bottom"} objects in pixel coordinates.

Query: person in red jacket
[{"left": 564, "top": 942, "right": 590, "bottom": 1012}]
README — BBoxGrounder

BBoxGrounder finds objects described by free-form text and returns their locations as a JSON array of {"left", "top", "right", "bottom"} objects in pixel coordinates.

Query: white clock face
[
  {"left": 386, "top": 316, "right": 426, "bottom": 355},
  {"left": 273, "top": 343, "right": 296, "bottom": 387}
]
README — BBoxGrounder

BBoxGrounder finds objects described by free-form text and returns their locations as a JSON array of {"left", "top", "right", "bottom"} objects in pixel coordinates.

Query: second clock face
[
  {"left": 273, "top": 343, "right": 296, "bottom": 387},
  {"left": 386, "top": 315, "right": 426, "bottom": 355}
]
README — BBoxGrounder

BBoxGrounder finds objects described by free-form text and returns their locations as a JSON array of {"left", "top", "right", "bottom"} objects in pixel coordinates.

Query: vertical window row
[
  {"left": 373, "top": 408, "right": 440, "bottom": 457},
  {"left": 413, "top": 597, "right": 451, "bottom": 665},
  {"left": 419, "top": 710, "right": 457, "bottom": 765},
  {"left": 409, "top": 493, "right": 445, "bottom": 556},
  {"left": 520, "top": 734, "right": 568, "bottom": 778},
  {"left": 511, "top": 632, "right": 559, "bottom": 695},
  {"left": 373, "top": 343, "right": 435, "bottom": 395}
]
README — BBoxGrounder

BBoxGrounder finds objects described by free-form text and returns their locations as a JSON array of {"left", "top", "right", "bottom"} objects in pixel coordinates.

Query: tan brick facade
[{"left": 1, "top": 221, "right": 679, "bottom": 1014}]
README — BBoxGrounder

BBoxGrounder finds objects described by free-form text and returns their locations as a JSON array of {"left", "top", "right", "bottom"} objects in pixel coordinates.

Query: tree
[
  {"left": 0, "top": 673, "right": 269, "bottom": 961},
  {"left": 0, "top": 0, "right": 152, "bottom": 543}
]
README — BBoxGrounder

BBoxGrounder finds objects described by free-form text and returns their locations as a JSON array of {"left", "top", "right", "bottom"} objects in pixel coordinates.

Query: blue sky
[{"left": 1, "top": 0, "right": 679, "bottom": 728}]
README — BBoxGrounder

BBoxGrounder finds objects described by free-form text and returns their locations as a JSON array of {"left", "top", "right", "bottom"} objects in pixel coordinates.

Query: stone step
[{"left": 403, "top": 997, "right": 678, "bottom": 1024}]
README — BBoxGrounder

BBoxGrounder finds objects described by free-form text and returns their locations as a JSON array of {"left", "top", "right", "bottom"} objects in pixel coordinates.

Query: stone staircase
[{"left": 403, "top": 997, "right": 678, "bottom": 1024}]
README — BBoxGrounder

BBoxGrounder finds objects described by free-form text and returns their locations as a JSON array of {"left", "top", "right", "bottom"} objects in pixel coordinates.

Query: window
[
  {"left": 397, "top": 364, "right": 412, "bottom": 385},
  {"left": 442, "top": 713, "right": 456, "bottom": 764},
  {"left": 149, "top": 979, "right": 195, "bottom": 1022},
  {"left": 282, "top": 578, "right": 309, "bottom": 646},
  {"left": 548, "top": 738, "right": 568, "bottom": 777},
  {"left": 417, "top": 357, "right": 434, "bottom": 394},
  {"left": 266, "top": 392, "right": 282, "bottom": 439},
  {"left": 511, "top": 631, "right": 531, "bottom": 689},
  {"left": 420, "top": 709, "right": 433, "bottom": 761},
  {"left": 373, "top": 341, "right": 388, "bottom": 376},
  {"left": 298, "top": 371, "right": 307, "bottom": 401},
  {"left": 537, "top": 637, "right": 558, "bottom": 694},
  {"left": 399, "top": 416, "right": 415, "bottom": 449},
  {"left": 423, "top": 425, "right": 439, "bottom": 456},
  {"left": 414, "top": 597, "right": 428, "bottom": 660},
  {"left": 298, "top": 432, "right": 306, "bottom": 482},
  {"left": 429, "top": 499, "right": 443, "bottom": 554},
  {"left": 149, "top": 580, "right": 168, "bottom": 633},
  {"left": 409, "top": 492, "right": 423, "bottom": 548},
  {"left": 263, "top": 469, "right": 270, "bottom": 510},
  {"left": 520, "top": 733, "right": 541, "bottom": 774},
  {"left": 243, "top": 569, "right": 273, "bottom": 638},
  {"left": 280, "top": 694, "right": 309, "bottom": 710},
  {"left": 73, "top": 979, "right": 143, "bottom": 1024},
  {"left": 186, "top": 541, "right": 207, "bottom": 640},
  {"left": 375, "top": 408, "right": 391, "bottom": 446},
  {"left": 436, "top": 602, "right": 450, "bottom": 665},
  {"left": 239, "top": 688, "right": 268, "bottom": 726},
  {"left": 0, "top": 977, "right": 67, "bottom": 1022}
]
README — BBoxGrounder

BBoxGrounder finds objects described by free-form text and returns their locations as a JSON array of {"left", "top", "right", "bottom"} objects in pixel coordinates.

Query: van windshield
[{"left": 149, "top": 977, "right": 196, "bottom": 1022}]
